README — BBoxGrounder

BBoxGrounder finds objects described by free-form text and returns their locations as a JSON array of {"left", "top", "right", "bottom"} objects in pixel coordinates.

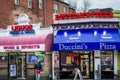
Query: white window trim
[
  {"left": 15, "top": 0, "right": 20, "bottom": 5},
  {"left": 39, "top": 0, "right": 42, "bottom": 9},
  {"left": 15, "top": 14, "right": 19, "bottom": 24},
  {"left": 63, "top": 6, "right": 67, "bottom": 13},
  {"left": 28, "top": 0, "right": 32, "bottom": 9},
  {"left": 28, "top": 17, "right": 32, "bottom": 24},
  {"left": 54, "top": 3, "right": 59, "bottom": 13}
]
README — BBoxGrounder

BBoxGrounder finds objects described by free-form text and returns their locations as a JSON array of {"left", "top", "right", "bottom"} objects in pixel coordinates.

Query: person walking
[{"left": 35, "top": 61, "right": 42, "bottom": 80}]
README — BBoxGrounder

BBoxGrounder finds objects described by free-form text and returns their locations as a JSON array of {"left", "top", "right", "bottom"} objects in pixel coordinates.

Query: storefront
[
  {"left": 52, "top": 11, "right": 120, "bottom": 79},
  {"left": 0, "top": 14, "right": 53, "bottom": 80}
]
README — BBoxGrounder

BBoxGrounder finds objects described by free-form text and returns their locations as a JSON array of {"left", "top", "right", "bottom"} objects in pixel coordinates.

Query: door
[
  {"left": 8, "top": 53, "right": 17, "bottom": 80},
  {"left": 80, "top": 54, "right": 90, "bottom": 78},
  {"left": 17, "top": 56, "right": 26, "bottom": 79},
  {"left": 79, "top": 52, "right": 94, "bottom": 79},
  {"left": 101, "top": 51, "right": 114, "bottom": 79}
]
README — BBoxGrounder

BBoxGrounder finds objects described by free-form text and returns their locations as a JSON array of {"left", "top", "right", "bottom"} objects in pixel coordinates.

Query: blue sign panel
[
  {"left": 10, "top": 30, "right": 35, "bottom": 35},
  {"left": 53, "top": 29, "right": 120, "bottom": 50}
]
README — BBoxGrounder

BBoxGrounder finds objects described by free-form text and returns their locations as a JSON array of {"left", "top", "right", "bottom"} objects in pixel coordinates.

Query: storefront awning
[
  {"left": 53, "top": 29, "right": 120, "bottom": 50},
  {"left": 0, "top": 34, "right": 53, "bottom": 52}
]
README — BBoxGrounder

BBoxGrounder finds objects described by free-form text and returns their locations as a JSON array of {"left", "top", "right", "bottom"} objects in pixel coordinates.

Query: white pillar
[
  {"left": 94, "top": 50, "right": 101, "bottom": 79},
  {"left": 114, "top": 50, "right": 118, "bottom": 74},
  {"left": 52, "top": 51, "right": 59, "bottom": 80}
]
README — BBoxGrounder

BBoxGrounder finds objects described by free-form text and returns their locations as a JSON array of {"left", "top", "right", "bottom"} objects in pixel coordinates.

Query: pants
[{"left": 36, "top": 73, "right": 40, "bottom": 80}]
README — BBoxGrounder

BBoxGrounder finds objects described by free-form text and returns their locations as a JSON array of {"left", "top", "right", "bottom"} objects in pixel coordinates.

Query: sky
[{"left": 66, "top": 0, "right": 120, "bottom": 10}]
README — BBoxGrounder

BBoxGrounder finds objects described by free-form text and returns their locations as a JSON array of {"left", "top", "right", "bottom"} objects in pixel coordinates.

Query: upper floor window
[
  {"left": 39, "top": 0, "right": 42, "bottom": 9},
  {"left": 28, "top": 0, "right": 32, "bottom": 9},
  {"left": 39, "top": 20, "right": 43, "bottom": 28},
  {"left": 29, "top": 17, "right": 32, "bottom": 24},
  {"left": 15, "top": 14, "right": 19, "bottom": 24},
  {"left": 15, "top": 0, "right": 20, "bottom": 5},
  {"left": 54, "top": 3, "right": 59, "bottom": 13},
  {"left": 63, "top": 6, "right": 67, "bottom": 13}
]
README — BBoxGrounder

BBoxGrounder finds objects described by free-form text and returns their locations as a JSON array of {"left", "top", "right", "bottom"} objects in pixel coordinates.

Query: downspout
[{"left": 44, "top": 0, "right": 46, "bottom": 27}]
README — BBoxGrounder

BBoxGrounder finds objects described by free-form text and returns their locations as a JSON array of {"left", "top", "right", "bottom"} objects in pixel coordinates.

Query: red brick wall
[
  {"left": 0, "top": 0, "right": 75, "bottom": 28},
  {"left": 0, "top": 0, "right": 14, "bottom": 29},
  {"left": 69, "top": 8, "right": 76, "bottom": 13},
  {"left": 45, "top": 0, "right": 54, "bottom": 27},
  {"left": 54, "top": 0, "right": 70, "bottom": 14}
]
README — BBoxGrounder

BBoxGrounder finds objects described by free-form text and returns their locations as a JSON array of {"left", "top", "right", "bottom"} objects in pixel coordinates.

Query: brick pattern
[{"left": 0, "top": 0, "right": 75, "bottom": 28}]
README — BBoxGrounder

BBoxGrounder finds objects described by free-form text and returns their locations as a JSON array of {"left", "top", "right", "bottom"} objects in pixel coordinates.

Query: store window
[
  {"left": 28, "top": 0, "right": 32, "bottom": 9},
  {"left": 101, "top": 51, "right": 113, "bottom": 71},
  {"left": 27, "top": 52, "right": 44, "bottom": 72},
  {"left": 54, "top": 3, "right": 59, "bottom": 13},
  {"left": 0, "top": 55, "right": 7, "bottom": 63},
  {"left": 60, "top": 52, "right": 79, "bottom": 67},
  {"left": 39, "top": 0, "right": 42, "bottom": 9},
  {"left": 15, "top": 0, "right": 20, "bottom": 5}
]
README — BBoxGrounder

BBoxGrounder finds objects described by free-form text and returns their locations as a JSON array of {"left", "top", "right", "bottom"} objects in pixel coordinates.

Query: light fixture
[
  {"left": 64, "top": 32, "right": 67, "bottom": 37},
  {"left": 94, "top": 31, "right": 97, "bottom": 36},
  {"left": 78, "top": 31, "right": 81, "bottom": 36}
]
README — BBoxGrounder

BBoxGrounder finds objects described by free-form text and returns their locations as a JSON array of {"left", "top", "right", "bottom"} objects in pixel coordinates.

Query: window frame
[
  {"left": 15, "top": 0, "right": 20, "bottom": 5},
  {"left": 28, "top": 17, "right": 32, "bottom": 24},
  {"left": 63, "top": 6, "right": 67, "bottom": 13},
  {"left": 54, "top": 3, "right": 59, "bottom": 13},
  {"left": 39, "top": 0, "right": 42, "bottom": 9},
  {"left": 15, "top": 14, "right": 19, "bottom": 24},
  {"left": 28, "top": 0, "right": 32, "bottom": 9}
]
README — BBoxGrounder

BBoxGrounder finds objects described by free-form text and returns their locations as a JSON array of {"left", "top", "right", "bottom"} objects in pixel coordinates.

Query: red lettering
[
  {"left": 55, "top": 11, "right": 113, "bottom": 20},
  {"left": 109, "top": 12, "right": 113, "bottom": 17},
  {"left": 103, "top": 12, "right": 107, "bottom": 18},
  {"left": 99, "top": 11, "right": 103, "bottom": 18},
  {"left": 95, "top": 12, "right": 99, "bottom": 18},
  {"left": 11, "top": 25, "right": 33, "bottom": 31},
  {"left": 4, "top": 46, "right": 14, "bottom": 49},
  {"left": 55, "top": 14, "right": 60, "bottom": 20},
  {"left": 86, "top": 12, "right": 90, "bottom": 18},
  {"left": 91, "top": 12, "right": 95, "bottom": 17}
]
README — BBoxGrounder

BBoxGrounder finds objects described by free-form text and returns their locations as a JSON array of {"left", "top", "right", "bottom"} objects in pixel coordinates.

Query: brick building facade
[{"left": 0, "top": 0, "right": 75, "bottom": 28}]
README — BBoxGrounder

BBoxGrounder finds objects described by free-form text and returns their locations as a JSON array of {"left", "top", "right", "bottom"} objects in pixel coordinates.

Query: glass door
[
  {"left": 79, "top": 54, "right": 90, "bottom": 78},
  {"left": 101, "top": 51, "right": 114, "bottom": 79},
  {"left": 8, "top": 53, "right": 17, "bottom": 80},
  {"left": 17, "top": 53, "right": 26, "bottom": 80},
  {"left": 79, "top": 51, "right": 94, "bottom": 79}
]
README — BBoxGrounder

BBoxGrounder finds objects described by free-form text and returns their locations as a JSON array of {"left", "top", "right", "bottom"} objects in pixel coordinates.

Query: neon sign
[
  {"left": 10, "top": 24, "right": 35, "bottom": 35},
  {"left": 55, "top": 11, "right": 113, "bottom": 20}
]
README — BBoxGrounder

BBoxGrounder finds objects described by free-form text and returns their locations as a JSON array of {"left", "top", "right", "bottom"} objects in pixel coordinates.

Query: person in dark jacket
[{"left": 35, "top": 61, "right": 42, "bottom": 80}]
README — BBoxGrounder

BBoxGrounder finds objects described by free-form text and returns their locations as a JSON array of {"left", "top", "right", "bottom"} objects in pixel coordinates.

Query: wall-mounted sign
[
  {"left": 10, "top": 24, "right": 35, "bottom": 35},
  {"left": 0, "top": 44, "right": 45, "bottom": 52},
  {"left": 55, "top": 11, "right": 113, "bottom": 20}
]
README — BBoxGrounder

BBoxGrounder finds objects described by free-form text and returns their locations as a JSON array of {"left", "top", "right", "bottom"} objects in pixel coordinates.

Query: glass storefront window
[
  {"left": 101, "top": 51, "right": 113, "bottom": 71},
  {"left": 60, "top": 52, "right": 79, "bottom": 66},
  {"left": 0, "top": 56, "right": 7, "bottom": 63}
]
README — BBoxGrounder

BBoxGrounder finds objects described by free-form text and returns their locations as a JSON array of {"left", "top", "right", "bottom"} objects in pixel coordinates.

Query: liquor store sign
[
  {"left": 55, "top": 11, "right": 113, "bottom": 20},
  {"left": 9, "top": 14, "right": 35, "bottom": 35},
  {"left": 0, "top": 44, "right": 45, "bottom": 52}
]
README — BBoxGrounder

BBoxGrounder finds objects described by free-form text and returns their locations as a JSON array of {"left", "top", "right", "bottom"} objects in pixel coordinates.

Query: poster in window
[
  {"left": 28, "top": 54, "right": 38, "bottom": 63},
  {"left": 54, "top": 54, "right": 59, "bottom": 68},
  {"left": 10, "top": 64, "right": 16, "bottom": 77},
  {"left": 66, "top": 56, "right": 71, "bottom": 64}
]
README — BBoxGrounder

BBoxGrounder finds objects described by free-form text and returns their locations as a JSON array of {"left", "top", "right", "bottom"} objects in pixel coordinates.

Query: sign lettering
[{"left": 55, "top": 11, "right": 113, "bottom": 20}]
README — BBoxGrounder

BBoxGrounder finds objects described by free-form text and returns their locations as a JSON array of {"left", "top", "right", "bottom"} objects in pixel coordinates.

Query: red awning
[{"left": 0, "top": 34, "right": 53, "bottom": 52}]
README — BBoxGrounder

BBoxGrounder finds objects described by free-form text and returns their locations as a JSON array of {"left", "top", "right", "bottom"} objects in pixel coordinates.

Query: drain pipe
[{"left": 44, "top": 0, "right": 46, "bottom": 27}]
